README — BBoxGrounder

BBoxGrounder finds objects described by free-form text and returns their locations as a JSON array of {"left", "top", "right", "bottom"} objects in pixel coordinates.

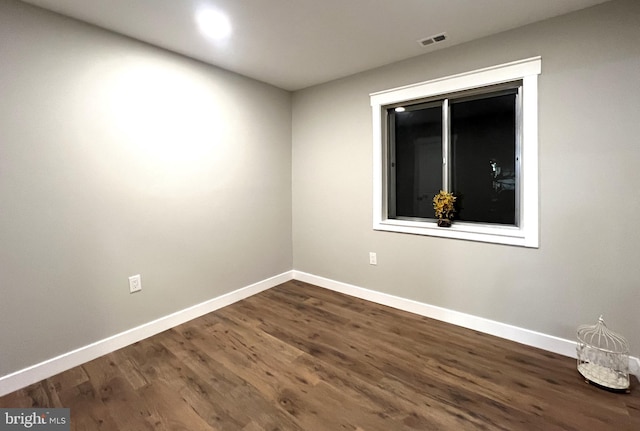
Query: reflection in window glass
[{"left": 450, "top": 91, "right": 517, "bottom": 225}]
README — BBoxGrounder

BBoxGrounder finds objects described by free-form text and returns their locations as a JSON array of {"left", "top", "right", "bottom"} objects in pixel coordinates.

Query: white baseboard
[
  {"left": 3, "top": 269, "right": 638, "bottom": 397},
  {"left": 0, "top": 271, "right": 294, "bottom": 397},
  {"left": 293, "top": 270, "right": 640, "bottom": 381}
]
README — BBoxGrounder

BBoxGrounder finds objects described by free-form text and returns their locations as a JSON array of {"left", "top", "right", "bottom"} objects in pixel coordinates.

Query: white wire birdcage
[{"left": 576, "top": 315, "right": 630, "bottom": 392}]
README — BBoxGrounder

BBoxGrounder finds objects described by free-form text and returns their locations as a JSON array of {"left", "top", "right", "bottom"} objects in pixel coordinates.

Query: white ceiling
[{"left": 21, "top": 0, "right": 610, "bottom": 91}]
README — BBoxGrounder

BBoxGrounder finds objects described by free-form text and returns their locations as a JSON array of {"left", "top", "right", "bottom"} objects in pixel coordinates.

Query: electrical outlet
[
  {"left": 369, "top": 252, "right": 377, "bottom": 265},
  {"left": 129, "top": 274, "right": 142, "bottom": 293}
]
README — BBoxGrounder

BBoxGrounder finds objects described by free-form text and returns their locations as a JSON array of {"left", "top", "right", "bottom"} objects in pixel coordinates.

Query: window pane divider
[{"left": 442, "top": 98, "right": 450, "bottom": 192}]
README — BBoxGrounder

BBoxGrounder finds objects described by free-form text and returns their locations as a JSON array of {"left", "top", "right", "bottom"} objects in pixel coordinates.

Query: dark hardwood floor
[{"left": 2, "top": 280, "right": 639, "bottom": 430}]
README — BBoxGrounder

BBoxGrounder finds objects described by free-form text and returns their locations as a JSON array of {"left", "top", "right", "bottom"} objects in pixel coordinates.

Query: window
[
  {"left": 371, "top": 57, "right": 541, "bottom": 247},
  {"left": 390, "top": 84, "right": 519, "bottom": 224}
]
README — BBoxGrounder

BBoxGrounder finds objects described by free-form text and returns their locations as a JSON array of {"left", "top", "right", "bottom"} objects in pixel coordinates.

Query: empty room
[{"left": 1, "top": 0, "right": 639, "bottom": 429}]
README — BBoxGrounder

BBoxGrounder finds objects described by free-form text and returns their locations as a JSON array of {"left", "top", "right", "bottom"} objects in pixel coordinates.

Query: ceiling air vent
[{"left": 417, "top": 33, "right": 447, "bottom": 47}]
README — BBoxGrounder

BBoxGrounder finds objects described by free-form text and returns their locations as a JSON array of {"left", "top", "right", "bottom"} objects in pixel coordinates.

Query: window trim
[{"left": 370, "top": 57, "right": 541, "bottom": 248}]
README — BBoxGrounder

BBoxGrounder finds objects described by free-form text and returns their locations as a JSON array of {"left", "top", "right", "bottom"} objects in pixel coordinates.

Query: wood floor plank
[
  {"left": 81, "top": 355, "right": 156, "bottom": 431},
  {"left": 1, "top": 280, "right": 638, "bottom": 430},
  {"left": 159, "top": 327, "right": 303, "bottom": 431},
  {"left": 62, "top": 381, "right": 119, "bottom": 431},
  {"left": 129, "top": 337, "right": 245, "bottom": 430}
]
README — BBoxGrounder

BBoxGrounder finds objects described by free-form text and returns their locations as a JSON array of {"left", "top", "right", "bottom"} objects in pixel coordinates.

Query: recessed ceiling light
[
  {"left": 395, "top": 107, "right": 406, "bottom": 112},
  {"left": 196, "top": 9, "right": 232, "bottom": 40}
]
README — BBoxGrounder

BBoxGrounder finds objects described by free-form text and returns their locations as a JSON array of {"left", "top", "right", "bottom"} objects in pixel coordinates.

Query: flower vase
[{"left": 437, "top": 219, "right": 451, "bottom": 227}]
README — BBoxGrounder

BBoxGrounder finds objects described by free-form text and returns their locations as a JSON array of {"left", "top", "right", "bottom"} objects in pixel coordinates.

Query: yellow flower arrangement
[{"left": 433, "top": 190, "right": 456, "bottom": 225}]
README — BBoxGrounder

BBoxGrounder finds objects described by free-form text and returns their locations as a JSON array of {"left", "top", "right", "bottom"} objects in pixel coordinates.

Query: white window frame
[{"left": 370, "top": 57, "right": 541, "bottom": 248}]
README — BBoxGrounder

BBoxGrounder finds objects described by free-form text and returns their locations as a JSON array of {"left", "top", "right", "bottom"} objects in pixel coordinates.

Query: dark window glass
[
  {"left": 450, "top": 92, "right": 517, "bottom": 224},
  {"left": 390, "top": 104, "right": 442, "bottom": 219}
]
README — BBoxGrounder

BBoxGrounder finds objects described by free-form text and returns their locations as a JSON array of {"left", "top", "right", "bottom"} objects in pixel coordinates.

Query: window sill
[{"left": 374, "top": 219, "right": 538, "bottom": 248}]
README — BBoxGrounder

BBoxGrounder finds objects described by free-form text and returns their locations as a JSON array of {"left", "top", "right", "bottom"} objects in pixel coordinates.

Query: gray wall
[
  {"left": 0, "top": 0, "right": 292, "bottom": 376},
  {"left": 292, "top": 0, "right": 640, "bottom": 356}
]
